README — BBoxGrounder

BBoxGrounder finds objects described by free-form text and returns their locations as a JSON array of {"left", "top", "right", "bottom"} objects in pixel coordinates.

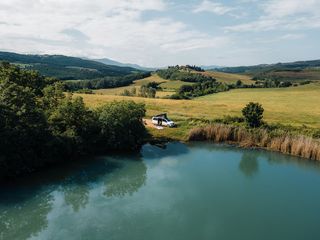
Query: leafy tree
[
  {"left": 98, "top": 101, "right": 146, "bottom": 150},
  {"left": 47, "top": 95, "right": 99, "bottom": 154},
  {"left": 236, "top": 80, "right": 243, "bottom": 87},
  {"left": 242, "top": 102, "right": 264, "bottom": 128},
  {"left": 0, "top": 63, "right": 49, "bottom": 174},
  {"left": 145, "top": 81, "right": 161, "bottom": 89}
]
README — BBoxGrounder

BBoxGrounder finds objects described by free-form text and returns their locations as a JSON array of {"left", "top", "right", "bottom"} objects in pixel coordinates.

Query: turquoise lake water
[{"left": 1, "top": 142, "right": 320, "bottom": 240}]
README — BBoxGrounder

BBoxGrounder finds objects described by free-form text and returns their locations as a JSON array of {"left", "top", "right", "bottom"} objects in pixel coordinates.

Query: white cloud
[
  {"left": 0, "top": 0, "right": 228, "bottom": 66},
  {"left": 255, "top": 33, "right": 305, "bottom": 44},
  {"left": 193, "top": 0, "right": 234, "bottom": 15},
  {"left": 279, "top": 33, "right": 305, "bottom": 40},
  {"left": 263, "top": 0, "right": 319, "bottom": 18},
  {"left": 225, "top": 0, "right": 320, "bottom": 32}
]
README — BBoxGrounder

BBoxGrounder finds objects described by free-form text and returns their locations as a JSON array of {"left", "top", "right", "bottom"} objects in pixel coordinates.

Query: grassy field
[
  {"left": 159, "top": 80, "right": 193, "bottom": 91},
  {"left": 200, "top": 71, "right": 255, "bottom": 84},
  {"left": 79, "top": 69, "right": 320, "bottom": 140},
  {"left": 94, "top": 74, "right": 194, "bottom": 98},
  {"left": 78, "top": 82, "right": 320, "bottom": 129},
  {"left": 94, "top": 71, "right": 254, "bottom": 97},
  {"left": 94, "top": 74, "right": 168, "bottom": 96}
]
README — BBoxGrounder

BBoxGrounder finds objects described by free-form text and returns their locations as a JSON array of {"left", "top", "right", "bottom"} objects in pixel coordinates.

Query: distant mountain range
[
  {"left": 0, "top": 51, "right": 142, "bottom": 80},
  {"left": 94, "top": 58, "right": 156, "bottom": 71},
  {"left": 1, "top": 51, "right": 320, "bottom": 82}
]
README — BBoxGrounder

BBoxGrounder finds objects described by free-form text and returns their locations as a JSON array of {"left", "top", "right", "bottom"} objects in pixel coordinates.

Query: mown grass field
[
  {"left": 77, "top": 82, "right": 320, "bottom": 130},
  {"left": 200, "top": 71, "right": 255, "bottom": 84}
]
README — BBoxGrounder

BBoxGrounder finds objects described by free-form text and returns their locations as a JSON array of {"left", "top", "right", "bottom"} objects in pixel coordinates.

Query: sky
[{"left": 0, "top": 0, "right": 319, "bottom": 67}]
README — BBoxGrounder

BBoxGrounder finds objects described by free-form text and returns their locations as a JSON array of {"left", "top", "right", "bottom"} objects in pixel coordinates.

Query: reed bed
[{"left": 188, "top": 124, "right": 320, "bottom": 161}]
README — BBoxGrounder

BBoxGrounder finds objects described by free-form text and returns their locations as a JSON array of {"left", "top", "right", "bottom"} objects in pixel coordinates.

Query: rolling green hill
[
  {"left": 0, "top": 51, "right": 140, "bottom": 80},
  {"left": 214, "top": 60, "right": 320, "bottom": 83},
  {"left": 215, "top": 60, "right": 320, "bottom": 74}
]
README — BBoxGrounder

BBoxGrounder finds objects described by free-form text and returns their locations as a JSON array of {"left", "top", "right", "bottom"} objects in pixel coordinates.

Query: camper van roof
[{"left": 155, "top": 113, "right": 167, "bottom": 118}]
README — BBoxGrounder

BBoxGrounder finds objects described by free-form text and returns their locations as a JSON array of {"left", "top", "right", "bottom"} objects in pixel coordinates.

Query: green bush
[{"left": 242, "top": 102, "right": 264, "bottom": 128}]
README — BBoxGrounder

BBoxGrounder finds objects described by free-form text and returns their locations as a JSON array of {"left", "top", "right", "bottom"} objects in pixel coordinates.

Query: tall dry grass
[{"left": 188, "top": 124, "right": 320, "bottom": 161}]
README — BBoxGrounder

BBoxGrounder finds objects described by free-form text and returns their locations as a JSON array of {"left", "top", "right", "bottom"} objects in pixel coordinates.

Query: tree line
[
  {"left": 0, "top": 63, "right": 147, "bottom": 178},
  {"left": 64, "top": 72, "right": 151, "bottom": 91},
  {"left": 156, "top": 67, "right": 214, "bottom": 82}
]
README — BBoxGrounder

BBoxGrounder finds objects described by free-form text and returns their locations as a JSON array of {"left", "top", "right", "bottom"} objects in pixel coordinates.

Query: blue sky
[{"left": 0, "top": 0, "right": 319, "bottom": 67}]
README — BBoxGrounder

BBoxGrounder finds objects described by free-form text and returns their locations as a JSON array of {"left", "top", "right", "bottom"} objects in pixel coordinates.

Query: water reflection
[
  {"left": 266, "top": 150, "right": 320, "bottom": 172},
  {"left": 0, "top": 190, "right": 52, "bottom": 240},
  {"left": 60, "top": 159, "right": 121, "bottom": 212},
  {"left": 103, "top": 157, "right": 147, "bottom": 198},
  {"left": 63, "top": 185, "right": 90, "bottom": 212},
  {"left": 239, "top": 152, "right": 259, "bottom": 177},
  {"left": 0, "top": 154, "right": 147, "bottom": 240}
]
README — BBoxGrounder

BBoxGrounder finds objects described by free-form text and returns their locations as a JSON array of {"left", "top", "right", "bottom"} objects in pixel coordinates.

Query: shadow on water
[
  {"left": 142, "top": 142, "right": 189, "bottom": 159},
  {"left": 239, "top": 152, "right": 259, "bottom": 177},
  {"left": 0, "top": 152, "right": 147, "bottom": 240}
]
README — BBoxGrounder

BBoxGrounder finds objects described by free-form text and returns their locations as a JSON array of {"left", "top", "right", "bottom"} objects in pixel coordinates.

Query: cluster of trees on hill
[
  {"left": 121, "top": 82, "right": 161, "bottom": 98},
  {"left": 170, "top": 79, "right": 230, "bottom": 99},
  {"left": 0, "top": 51, "right": 140, "bottom": 80},
  {"left": 156, "top": 67, "right": 212, "bottom": 82},
  {"left": 0, "top": 63, "right": 147, "bottom": 178},
  {"left": 65, "top": 72, "right": 151, "bottom": 91},
  {"left": 254, "top": 79, "right": 293, "bottom": 88},
  {"left": 181, "top": 65, "right": 204, "bottom": 72}
]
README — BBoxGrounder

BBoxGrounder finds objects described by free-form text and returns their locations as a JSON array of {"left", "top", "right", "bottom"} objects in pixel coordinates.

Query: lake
[{"left": 1, "top": 142, "right": 320, "bottom": 240}]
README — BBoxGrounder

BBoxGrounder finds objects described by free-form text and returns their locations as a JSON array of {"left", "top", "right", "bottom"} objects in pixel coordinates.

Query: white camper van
[{"left": 151, "top": 113, "right": 175, "bottom": 128}]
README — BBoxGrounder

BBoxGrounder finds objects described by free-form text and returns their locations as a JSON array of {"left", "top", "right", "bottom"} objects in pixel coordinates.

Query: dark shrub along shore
[{"left": 188, "top": 124, "right": 320, "bottom": 161}]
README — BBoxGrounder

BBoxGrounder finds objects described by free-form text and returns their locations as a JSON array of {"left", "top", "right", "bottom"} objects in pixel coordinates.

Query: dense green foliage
[
  {"left": 171, "top": 79, "right": 229, "bottom": 99},
  {"left": 65, "top": 72, "right": 151, "bottom": 90},
  {"left": 97, "top": 101, "right": 146, "bottom": 149},
  {"left": 0, "top": 51, "right": 140, "bottom": 80},
  {"left": 0, "top": 63, "right": 147, "bottom": 177},
  {"left": 242, "top": 102, "right": 264, "bottom": 128},
  {"left": 157, "top": 66, "right": 214, "bottom": 82},
  {"left": 254, "top": 79, "right": 293, "bottom": 88}
]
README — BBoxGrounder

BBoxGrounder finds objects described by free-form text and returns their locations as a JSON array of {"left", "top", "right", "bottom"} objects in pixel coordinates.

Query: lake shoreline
[
  {"left": 187, "top": 124, "right": 320, "bottom": 161},
  {"left": 147, "top": 123, "right": 320, "bottom": 162}
]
